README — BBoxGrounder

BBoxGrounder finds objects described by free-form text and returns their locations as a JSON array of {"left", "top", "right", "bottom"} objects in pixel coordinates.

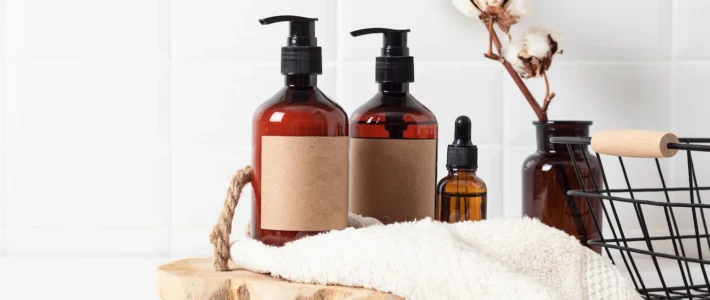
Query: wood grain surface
[{"left": 157, "top": 258, "right": 402, "bottom": 300}]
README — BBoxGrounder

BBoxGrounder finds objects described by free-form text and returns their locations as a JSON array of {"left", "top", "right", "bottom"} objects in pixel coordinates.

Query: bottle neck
[
  {"left": 379, "top": 82, "right": 409, "bottom": 94},
  {"left": 285, "top": 74, "right": 317, "bottom": 87},
  {"left": 535, "top": 122, "right": 591, "bottom": 154},
  {"left": 448, "top": 167, "right": 477, "bottom": 176}
]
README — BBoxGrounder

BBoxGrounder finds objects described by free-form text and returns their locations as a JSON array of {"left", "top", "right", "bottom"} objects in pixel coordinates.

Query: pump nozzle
[
  {"left": 259, "top": 15, "right": 317, "bottom": 24},
  {"left": 350, "top": 27, "right": 414, "bottom": 83},
  {"left": 260, "top": 15, "right": 322, "bottom": 75}
]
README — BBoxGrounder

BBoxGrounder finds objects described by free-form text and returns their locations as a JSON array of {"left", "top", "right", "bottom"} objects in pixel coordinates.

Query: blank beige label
[
  {"left": 350, "top": 138, "right": 436, "bottom": 224},
  {"left": 261, "top": 136, "right": 349, "bottom": 231}
]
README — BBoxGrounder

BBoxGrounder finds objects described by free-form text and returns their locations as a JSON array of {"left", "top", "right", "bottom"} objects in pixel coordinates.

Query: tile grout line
[
  {"left": 668, "top": 0, "right": 677, "bottom": 187},
  {"left": 0, "top": 59, "right": 690, "bottom": 65},
  {"left": 335, "top": 0, "right": 344, "bottom": 107},
  {"left": 498, "top": 66, "right": 506, "bottom": 217}
]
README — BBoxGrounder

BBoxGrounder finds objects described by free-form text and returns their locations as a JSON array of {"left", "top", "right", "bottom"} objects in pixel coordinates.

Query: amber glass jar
[
  {"left": 522, "top": 121, "right": 602, "bottom": 252},
  {"left": 252, "top": 74, "right": 348, "bottom": 246}
]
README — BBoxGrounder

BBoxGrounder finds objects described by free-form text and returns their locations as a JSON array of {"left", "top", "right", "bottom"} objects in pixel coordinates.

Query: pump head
[
  {"left": 350, "top": 28, "right": 414, "bottom": 83},
  {"left": 446, "top": 116, "right": 478, "bottom": 170},
  {"left": 259, "top": 15, "right": 322, "bottom": 75}
]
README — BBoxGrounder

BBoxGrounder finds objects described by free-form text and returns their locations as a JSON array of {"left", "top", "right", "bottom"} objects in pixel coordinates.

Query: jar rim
[{"left": 532, "top": 120, "right": 593, "bottom": 126}]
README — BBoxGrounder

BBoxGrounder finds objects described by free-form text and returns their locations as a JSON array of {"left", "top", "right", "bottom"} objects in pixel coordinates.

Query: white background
[{"left": 1, "top": 0, "right": 710, "bottom": 299}]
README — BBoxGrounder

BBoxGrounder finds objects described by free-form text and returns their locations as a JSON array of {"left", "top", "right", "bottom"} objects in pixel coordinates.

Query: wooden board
[{"left": 157, "top": 258, "right": 402, "bottom": 300}]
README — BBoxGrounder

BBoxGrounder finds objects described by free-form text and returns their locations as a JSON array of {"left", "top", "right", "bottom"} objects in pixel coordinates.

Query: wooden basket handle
[
  {"left": 209, "top": 166, "right": 253, "bottom": 271},
  {"left": 591, "top": 130, "right": 679, "bottom": 158}
]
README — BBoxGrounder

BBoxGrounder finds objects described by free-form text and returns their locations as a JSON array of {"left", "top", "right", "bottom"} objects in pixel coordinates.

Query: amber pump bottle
[
  {"left": 349, "top": 28, "right": 438, "bottom": 224},
  {"left": 252, "top": 15, "right": 348, "bottom": 246},
  {"left": 436, "top": 116, "right": 487, "bottom": 223}
]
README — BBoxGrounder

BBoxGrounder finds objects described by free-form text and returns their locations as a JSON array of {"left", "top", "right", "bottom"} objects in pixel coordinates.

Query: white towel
[{"left": 230, "top": 215, "right": 640, "bottom": 300}]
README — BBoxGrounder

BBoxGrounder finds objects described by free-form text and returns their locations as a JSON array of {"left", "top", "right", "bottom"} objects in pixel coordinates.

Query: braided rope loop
[{"left": 209, "top": 166, "right": 253, "bottom": 271}]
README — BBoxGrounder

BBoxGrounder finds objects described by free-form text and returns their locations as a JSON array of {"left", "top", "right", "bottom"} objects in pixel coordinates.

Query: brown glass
[
  {"left": 349, "top": 83, "right": 437, "bottom": 224},
  {"left": 436, "top": 168, "right": 487, "bottom": 223},
  {"left": 522, "top": 121, "right": 603, "bottom": 253},
  {"left": 350, "top": 83, "right": 437, "bottom": 140},
  {"left": 251, "top": 75, "right": 348, "bottom": 246}
]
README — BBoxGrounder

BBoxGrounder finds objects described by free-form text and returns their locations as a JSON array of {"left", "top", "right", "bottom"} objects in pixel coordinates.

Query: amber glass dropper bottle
[{"left": 436, "top": 116, "right": 487, "bottom": 223}]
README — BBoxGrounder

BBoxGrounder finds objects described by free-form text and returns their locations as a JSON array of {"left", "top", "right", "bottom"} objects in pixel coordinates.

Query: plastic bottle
[
  {"left": 252, "top": 15, "right": 348, "bottom": 246},
  {"left": 349, "top": 28, "right": 438, "bottom": 224}
]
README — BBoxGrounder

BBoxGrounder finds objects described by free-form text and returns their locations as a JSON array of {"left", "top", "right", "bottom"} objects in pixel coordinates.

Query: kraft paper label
[
  {"left": 261, "top": 136, "right": 349, "bottom": 231},
  {"left": 349, "top": 138, "right": 437, "bottom": 224}
]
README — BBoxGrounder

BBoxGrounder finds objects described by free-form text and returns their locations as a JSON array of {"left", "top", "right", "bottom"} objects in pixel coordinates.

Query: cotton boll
[
  {"left": 548, "top": 30, "right": 564, "bottom": 54},
  {"left": 452, "top": 0, "right": 482, "bottom": 19},
  {"left": 467, "top": 0, "right": 504, "bottom": 13},
  {"left": 502, "top": 42, "right": 522, "bottom": 63},
  {"left": 521, "top": 27, "right": 563, "bottom": 58},
  {"left": 521, "top": 28, "right": 551, "bottom": 58},
  {"left": 502, "top": 42, "right": 526, "bottom": 75},
  {"left": 506, "top": 0, "right": 529, "bottom": 17},
  {"left": 486, "top": 0, "right": 504, "bottom": 6},
  {"left": 504, "top": 27, "right": 563, "bottom": 78},
  {"left": 481, "top": 0, "right": 503, "bottom": 11}
]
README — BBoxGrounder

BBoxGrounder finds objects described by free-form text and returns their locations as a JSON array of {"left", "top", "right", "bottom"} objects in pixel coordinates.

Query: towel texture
[{"left": 231, "top": 215, "right": 639, "bottom": 300}]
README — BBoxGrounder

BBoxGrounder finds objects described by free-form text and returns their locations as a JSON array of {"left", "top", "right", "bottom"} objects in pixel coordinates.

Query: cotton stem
[
  {"left": 541, "top": 71, "right": 555, "bottom": 114},
  {"left": 487, "top": 26, "right": 547, "bottom": 122},
  {"left": 487, "top": 19, "right": 494, "bottom": 57}
]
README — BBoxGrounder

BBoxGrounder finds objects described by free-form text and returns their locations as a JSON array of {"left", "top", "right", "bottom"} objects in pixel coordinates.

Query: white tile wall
[
  {"left": 0, "top": 0, "right": 708, "bottom": 265},
  {"left": 171, "top": 0, "right": 337, "bottom": 62},
  {"left": 675, "top": 0, "right": 710, "bottom": 61},
  {"left": 5, "top": 0, "right": 170, "bottom": 61},
  {"left": 0, "top": 0, "right": 6, "bottom": 255},
  {"left": 513, "top": 0, "right": 672, "bottom": 61},
  {"left": 5, "top": 62, "right": 171, "bottom": 145}
]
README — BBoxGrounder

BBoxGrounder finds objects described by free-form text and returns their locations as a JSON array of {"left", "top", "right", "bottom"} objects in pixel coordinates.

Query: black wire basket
[{"left": 550, "top": 132, "right": 710, "bottom": 299}]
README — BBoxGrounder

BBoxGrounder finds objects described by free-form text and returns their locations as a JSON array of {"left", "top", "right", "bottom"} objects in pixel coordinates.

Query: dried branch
[
  {"left": 487, "top": 19, "right": 494, "bottom": 57},
  {"left": 488, "top": 27, "right": 547, "bottom": 122},
  {"left": 541, "top": 71, "right": 555, "bottom": 113}
]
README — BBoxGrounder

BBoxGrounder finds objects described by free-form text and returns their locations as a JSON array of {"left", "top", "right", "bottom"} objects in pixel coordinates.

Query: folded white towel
[{"left": 230, "top": 215, "right": 639, "bottom": 300}]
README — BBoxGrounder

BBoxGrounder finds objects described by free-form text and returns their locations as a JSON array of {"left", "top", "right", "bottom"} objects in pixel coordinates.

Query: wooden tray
[{"left": 157, "top": 258, "right": 401, "bottom": 300}]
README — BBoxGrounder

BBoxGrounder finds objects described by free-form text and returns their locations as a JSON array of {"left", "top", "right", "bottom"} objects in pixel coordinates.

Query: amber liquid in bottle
[
  {"left": 351, "top": 84, "right": 436, "bottom": 139},
  {"left": 436, "top": 168, "right": 487, "bottom": 222},
  {"left": 436, "top": 116, "right": 486, "bottom": 223},
  {"left": 350, "top": 82, "right": 437, "bottom": 223},
  {"left": 252, "top": 75, "right": 348, "bottom": 246}
]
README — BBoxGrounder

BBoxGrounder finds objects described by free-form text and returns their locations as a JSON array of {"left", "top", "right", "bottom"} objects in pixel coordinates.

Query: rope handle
[{"left": 209, "top": 166, "right": 253, "bottom": 271}]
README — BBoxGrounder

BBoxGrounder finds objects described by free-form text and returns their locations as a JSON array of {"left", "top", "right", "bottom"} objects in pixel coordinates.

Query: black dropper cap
[
  {"left": 259, "top": 15, "right": 322, "bottom": 75},
  {"left": 447, "top": 116, "right": 478, "bottom": 170},
  {"left": 350, "top": 28, "right": 414, "bottom": 83}
]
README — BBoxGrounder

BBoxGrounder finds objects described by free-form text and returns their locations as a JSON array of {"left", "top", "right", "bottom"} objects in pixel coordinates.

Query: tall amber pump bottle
[
  {"left": 252, "top": 16, "right": 349, "bottom": 246},
  {"left": 436, "top": 116, "right": 487, "bottom": 223},
  {"left": 349, "top": 28, "right": 438, "bottom": 224}
]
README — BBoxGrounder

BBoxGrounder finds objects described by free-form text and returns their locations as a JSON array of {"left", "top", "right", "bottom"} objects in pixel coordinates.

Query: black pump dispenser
[
  {"left": 259, "top": 15, "right": 322, "bottom": 76},
  {"left": 447, "top": 116, "right": 478, "bottom": 170},
  {"left": 350, "top": 28, "right": 414, "bottom": 84}
]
